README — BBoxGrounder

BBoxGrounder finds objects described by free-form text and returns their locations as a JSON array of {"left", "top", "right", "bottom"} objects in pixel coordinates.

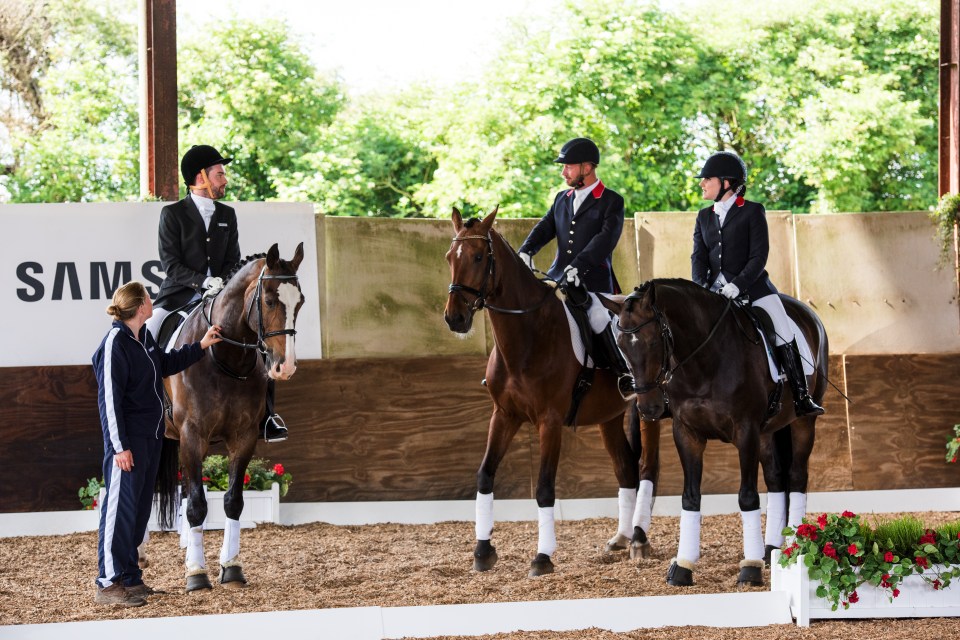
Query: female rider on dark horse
[{"left": 689, "top": 151, "right": 824, "bottom": 571}]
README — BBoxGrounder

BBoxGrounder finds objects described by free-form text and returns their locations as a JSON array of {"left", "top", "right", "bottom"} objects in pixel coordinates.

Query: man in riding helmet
[
  {"left": 145, "top": 144, "right": 289, "bottom": 443},
  {"left": 691, "top": 150, "right": 823, "bottom": 418},
  {"left": 518, "top": 137, "right": 636, "bottom": 400}
]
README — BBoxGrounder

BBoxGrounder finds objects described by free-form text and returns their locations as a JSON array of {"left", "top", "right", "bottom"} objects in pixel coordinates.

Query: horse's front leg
[
  {"left": 667, "top": 422, "right": 705, "bottom": 587},
  {"left": 473, "top": 408, "right": 522, "bottom": 572},
  {"left": 529, "top": 417, "right": 563, "bottom": 577},
  {"left": 631, "top": 412, "right": 661, "bottom": 559},
  {"left": 181, "top": 434, "right": 212, "bottom": 592},
  {"left": 735, "top": 427, "right": 765, "bottom": 587},
  {"left": 598, "top": 412, "right": 641, "bottom": 555},
  {"left": 217, "top": 447, "right": 254, "bottom": 589}
]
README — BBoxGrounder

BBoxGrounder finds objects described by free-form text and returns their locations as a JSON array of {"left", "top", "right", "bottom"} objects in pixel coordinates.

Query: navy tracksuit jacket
[{"left": 92, "top": 320, "right": 203, "bottom": 588}]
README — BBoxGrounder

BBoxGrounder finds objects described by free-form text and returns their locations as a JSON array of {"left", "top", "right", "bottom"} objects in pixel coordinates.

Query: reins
[{"left": 448, "top": 233, "right": 555, "bottom": 315}]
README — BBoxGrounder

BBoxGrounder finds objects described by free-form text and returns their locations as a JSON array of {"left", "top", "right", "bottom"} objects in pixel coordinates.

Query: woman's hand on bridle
[{"left": 200, "top": 324, "right": 223, "bottom": 349}]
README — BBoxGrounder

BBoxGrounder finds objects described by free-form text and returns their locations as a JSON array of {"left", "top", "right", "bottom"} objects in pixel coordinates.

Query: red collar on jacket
[{"left": 565, "top": 180, "right": 605, "bottom": 199}]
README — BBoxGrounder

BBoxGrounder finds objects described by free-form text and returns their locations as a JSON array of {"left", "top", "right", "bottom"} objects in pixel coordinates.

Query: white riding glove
[
  {"left": 719, "top": 282, "right": 740, "bottom": 299},
  {"left": 519, "top": 252, "right": 534, "bottom": 271},
  {"left": 202, "top": 276, "right": 224, "bottom": 298},
  {"left": 563, "top": 265, "right": 580, "bottom": 287}
]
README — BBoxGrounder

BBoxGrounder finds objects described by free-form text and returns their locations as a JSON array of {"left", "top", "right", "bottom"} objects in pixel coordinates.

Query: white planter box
[
  {"left": 771, "top": 550, "right": 960, "bottom": 626},
  {"left": 96, "top": 482, "right": 280, "bottom": 534}
]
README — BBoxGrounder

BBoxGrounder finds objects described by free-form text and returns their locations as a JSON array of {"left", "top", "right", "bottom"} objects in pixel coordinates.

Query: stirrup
[{"left": 263, "top": 414, "right": 288, "bottom": 443}]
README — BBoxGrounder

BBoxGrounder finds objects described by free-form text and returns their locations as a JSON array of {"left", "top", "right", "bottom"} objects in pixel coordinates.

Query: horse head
[
  {"left": 444, "top": 205, "right": 499, "bottom": 334},
  {"left": 244, "top": 242, "right": 305, "bottom": 380},
  {"left": 600, "top": 282, "right": 670, "bottom": 420}
]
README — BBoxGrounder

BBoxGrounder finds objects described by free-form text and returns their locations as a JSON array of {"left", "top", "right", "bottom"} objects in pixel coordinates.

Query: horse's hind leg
[
  {"left": 529, "top": 418, "right": 564, "bottom": 577},
  {"left": 598, "top": 410, "right": 647, "bottom": 558},
  {"left": 180, "top": 431, "right": 212, "bottom": 592},
  {"left": 667, "top": 424, "right": 705, "bottom": 587},
  {"left": 785, "top": 417, "right": 816, "bottom": 530},
  {"left": 760, "top": 426, "right": 792, "bottom": 563},
  {"left": 734, "top": 429, "right": 765, "bottom": 587},
  {"left": 473, "top": 409, "right": 522, "bottom": 572}
]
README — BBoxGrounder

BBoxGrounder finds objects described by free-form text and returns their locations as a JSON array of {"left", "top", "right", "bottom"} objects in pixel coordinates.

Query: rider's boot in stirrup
[
  {"left": 598, "top": 324, "right": 636, "bottom": 401},
  {"left": 261, "top": 379, "right": 289, "bottom": 442},
  {"left": 776, "top": 339, "right": 824, "bottom": 417}
]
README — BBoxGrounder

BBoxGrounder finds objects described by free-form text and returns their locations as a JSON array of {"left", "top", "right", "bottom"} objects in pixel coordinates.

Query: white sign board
[{"left": 0, "top": 202, "right": 321, "bottom": 367}]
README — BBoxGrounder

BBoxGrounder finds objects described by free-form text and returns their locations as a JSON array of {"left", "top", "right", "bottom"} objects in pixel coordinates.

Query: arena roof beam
[{"left": 138, "top": 0, "right": 178, "bottom": 201}]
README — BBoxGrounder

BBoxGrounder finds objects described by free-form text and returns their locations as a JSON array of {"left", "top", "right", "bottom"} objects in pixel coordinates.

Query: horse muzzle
[{"left": 444, "top": 309, "right": 475, "bottom": 334}]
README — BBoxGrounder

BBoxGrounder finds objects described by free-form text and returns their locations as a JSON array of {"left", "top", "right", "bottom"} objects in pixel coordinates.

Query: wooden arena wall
[{"left": 3, "top": 212, "right": 959, "bottom": 512}]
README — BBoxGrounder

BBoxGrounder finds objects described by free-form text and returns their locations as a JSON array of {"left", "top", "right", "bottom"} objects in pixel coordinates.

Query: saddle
[
  {"left": 156, "top": 299, "right": 204, "bottom": 351},
  {"left": 739, "top": 304, "right": 785, "bottom": 419},
  {"left": 557, "top": 281, "right": 615, "bottom": 426}
]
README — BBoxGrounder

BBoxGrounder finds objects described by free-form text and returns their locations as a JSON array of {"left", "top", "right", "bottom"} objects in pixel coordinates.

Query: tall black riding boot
[
  {"left": 262, "top": 379, "right": 289, "bottom": 443},
  {"left": 598, "top": 324, "right": 636, "bottom": 401},
  {"left": 776, "top": 340, "right": 824, "bottom": 417}
]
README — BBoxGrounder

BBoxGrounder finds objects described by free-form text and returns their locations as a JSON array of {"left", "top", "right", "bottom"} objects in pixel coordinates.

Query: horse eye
[
  {"left": 265, "top": 299, "right": 276, "bottom": 308},
  {"left": 474, "top": 253, "right": 483, "bottom": 263}
]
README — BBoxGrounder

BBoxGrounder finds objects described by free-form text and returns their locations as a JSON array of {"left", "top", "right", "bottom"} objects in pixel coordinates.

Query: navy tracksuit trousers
[{"left": 96, "top": 436, "right": 162, "bottom": 588}]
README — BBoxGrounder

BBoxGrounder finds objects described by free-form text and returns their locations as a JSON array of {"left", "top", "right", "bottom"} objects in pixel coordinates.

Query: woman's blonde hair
[{"left": 106, "top": 281, "right": 148, "bottom": 321}]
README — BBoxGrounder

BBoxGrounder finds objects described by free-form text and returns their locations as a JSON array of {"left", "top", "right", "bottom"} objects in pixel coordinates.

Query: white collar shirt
[{"left": 573, "top": 179, "right": 599, "bottom": 214}]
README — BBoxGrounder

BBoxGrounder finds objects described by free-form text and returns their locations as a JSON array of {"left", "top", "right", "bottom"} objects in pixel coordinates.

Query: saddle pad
[
  {"left": 562, "top": 294, "right": 609, "bottom": 368},
  {"left": 164, "top": 306, "right": 201, "bottom": 353},
  {"left": 758, "top": 317, "right": 815, "bottom": 382}
]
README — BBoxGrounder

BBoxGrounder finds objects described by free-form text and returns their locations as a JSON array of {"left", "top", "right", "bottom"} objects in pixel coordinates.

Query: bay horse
[
  {"left": 444, "top": 206, "right": 661, "bottom": 576},
  {"left": 599, "top": 278, "right": 827, "bottom": 587},
  {"left": 156, "top": 242, "right": 304, "bottom": 592}
]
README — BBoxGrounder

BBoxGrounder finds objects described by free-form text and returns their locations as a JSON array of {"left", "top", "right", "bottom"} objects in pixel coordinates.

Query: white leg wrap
[
  {"left": 741, "top": 509, "right": 764, "bottom": 562},
  {"left": 633, "top": 480, "right": 654, "bottom": 533},
  {"left": 537, "top": 506, "right": 557, "bottom": 557},
  {"left": 677, "top": 509, "right": 702, "bottom": 564},
  {"left": 185, "top": 525, "right": 206, "bottom": 572},
  {"left": 475, "top": 492, "right": 494, "bottom": 540},
  {"left": 617, "top": 487, "right": 637, "bottom": 538},
  {"left": 764, "top": 492, "right": 787, "bottom": 548},
  {"left": 788, "top": 492, "right": 807, "bottom": 529},
  {"left": 219, "top": 517, "right": 241, "bottom": 565}
]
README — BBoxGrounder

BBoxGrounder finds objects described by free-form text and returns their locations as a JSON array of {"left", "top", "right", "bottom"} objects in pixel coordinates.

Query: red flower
[
  {"left": 884, "top": 551, "right": 895, "bottom": 563},
  {"left": 735, "top": 196, "right": 745, "bottom": 207},
  {"left": 273, "top": 463, "right": 285, "bottom": 476},
  {"left": 817, "top": 513, "right": 828, "bottom": 529},
  {"left": 823, "top": 542, "right": 838, "bottom": 560},
  {"left": 783, "top": 543, "right": 799, "bottom": 557},
  {"left": 244, "top": 474, "right": 251, "bottom": 485},
  {"left": 892, "top": 588, "right": 900, "bottom": 598},
  {"left": 202, "top": 476, "right": 210, "bottom": 482},
  {"left": 881, "top": 574, "right": 892, "bottom": 588},
  {"left": 933, "top": 579, "right": 942, "bottom": 590},
  {"left": 919, "top": 530, "right": 937, "bottom": 546},
  {"left": 796, "top": 523, "right": 819, "bottom": 540},
  {"left": 849, "top": 591, "right": 859, "bottom": 604},
  {"left": 841, "top": 510, "right": 855, "bottom": 518},
  {"left": 847, "top": 543, "right": 858, "bottom": 555},
  {"left": 915, "top": 556, "right": 929, "bottom": 568},
  {"left": 177, "top": 470, "right": 182, "bottom": 481},
  {"left": 92, "top": 498, "right": 98, "bottom": 508}
]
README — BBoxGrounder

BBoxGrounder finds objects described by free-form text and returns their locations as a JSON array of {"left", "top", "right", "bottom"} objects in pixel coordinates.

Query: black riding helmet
[
  {"left": 554, "top": 137, "right": 600, "bottom": 165},
  {"left": 180, "top": 145, "right": 233, "bottom": 186},
  {"left": 697, "top": 151, "right": 747, "bottom": 202}
]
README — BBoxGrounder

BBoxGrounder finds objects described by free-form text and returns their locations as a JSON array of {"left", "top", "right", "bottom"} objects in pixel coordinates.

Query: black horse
[{"left": 600, "top": 278, "right": 827, "bottom": 587}]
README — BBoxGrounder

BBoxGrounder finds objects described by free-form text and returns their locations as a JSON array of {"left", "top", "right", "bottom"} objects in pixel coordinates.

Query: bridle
[
  {"left": 617, "top": 284, "right": 738, "bottom": 397},
  {"left": 203, "top": 265, "right": 300, "bottom": 380},
  {"left": 447, "top": 232, "right": 553, "bottom": 315}
]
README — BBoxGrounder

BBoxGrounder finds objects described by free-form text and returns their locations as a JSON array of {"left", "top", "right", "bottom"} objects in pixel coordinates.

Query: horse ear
[
  {"left": 597, "top": 293, "right": 625, "bottom": 316},
  {"left": 452, "top": 207, "right": 463, "bottom": 233},
  {"left": 267, "top": 243, "right": 280, "bottom": 269},
  {"left": 480, "top": 204, "right": 499, "bottom": 229},
  {"left": 290, "top": 242, "right": 304, "bottom": 271}
]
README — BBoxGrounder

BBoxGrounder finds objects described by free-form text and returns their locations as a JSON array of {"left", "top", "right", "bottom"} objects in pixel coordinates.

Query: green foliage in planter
[
  {"left": 199, "top": 454, "right": 292, "bottom": 497},
  {"left": 931, "top": 192, "right": 960, "bottom": 265},
  {"left": 869, "top": 516, "right": 926, "bottom": 557},
  {"left": 947, "top": 424, "right": 960, "bottom": 463},
  {"left": 78, "top": 477, "right": 104, "bottom": 510}
]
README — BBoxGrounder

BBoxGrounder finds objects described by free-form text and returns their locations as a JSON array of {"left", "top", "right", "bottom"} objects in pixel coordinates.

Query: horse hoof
[
  {"left": 219, "top": 565, "right": 248, "bottom": 588},
  {"left": 666, "top": 561, "right": 693, "bottom": 586},
  {"left": 630, "top": 527, "right": 652, "bottom": 559},
  {"left": 528, "top": 553, "right": 554, "bottom": 577},
  {"left": 763, "top": 545, "right": 778, "bottom": 566},
  {"left": 473, "top": 540, "right": 498, "bottom": 572},
  {"left": 738, "top": 563, "right": 764, "bottom": 587},
  {"left": 186, "top": 572, "right": 212, "bottom": 592},
  {"left": 605, "top": 533, "right": 630, "bottom": 552}
]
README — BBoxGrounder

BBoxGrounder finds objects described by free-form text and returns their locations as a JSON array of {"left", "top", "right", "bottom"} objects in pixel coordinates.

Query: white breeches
[{"left": 751, "top": 293, "right": 794, "bottom": 346}]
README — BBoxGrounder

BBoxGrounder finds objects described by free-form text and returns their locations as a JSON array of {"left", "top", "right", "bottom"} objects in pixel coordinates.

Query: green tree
[{"left": 177, "top": 19, "right": 344, "bottom": 201}]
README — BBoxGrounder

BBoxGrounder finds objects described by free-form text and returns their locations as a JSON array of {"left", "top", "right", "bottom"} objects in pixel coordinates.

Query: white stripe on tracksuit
[
  {"left": 98, "top": 462, "right": 124, "bottom": 588},
  {"left": 102, "top": 328, "right": 125, "bottom": 454}
]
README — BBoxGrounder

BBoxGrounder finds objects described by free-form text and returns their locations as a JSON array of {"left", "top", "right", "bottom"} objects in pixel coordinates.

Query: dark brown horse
[
  {"left": 600, "top": 279, "right": 827, "bottom": 587},
  {"left": 444, "top": 206, "right": 661, "bottom": 576},
  {"left": 156, "top": 243, "right": 304, "bottom": 592}
]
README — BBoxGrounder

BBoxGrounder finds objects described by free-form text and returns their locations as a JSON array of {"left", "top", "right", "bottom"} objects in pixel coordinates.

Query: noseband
[{"left": 204, "top": 265, "right": 301, "bottom": 380}]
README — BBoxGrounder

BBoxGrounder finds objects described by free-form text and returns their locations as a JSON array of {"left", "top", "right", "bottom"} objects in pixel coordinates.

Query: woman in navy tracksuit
[{"left": 92, "top": 281, "right": 220, "bottom": 606}]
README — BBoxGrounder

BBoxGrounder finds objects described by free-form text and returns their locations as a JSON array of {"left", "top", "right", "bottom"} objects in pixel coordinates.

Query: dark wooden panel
[
  {"left": 0, "top": 366, "right": 103, "bottom": 512},
  {"left": 847, "top": 354, "right": 960, "bottom": 490}
]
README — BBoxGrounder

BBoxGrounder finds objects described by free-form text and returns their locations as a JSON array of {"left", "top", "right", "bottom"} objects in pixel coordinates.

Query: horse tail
[{"left": 155, "top": 436, "right": 180, "bottom": 530}]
